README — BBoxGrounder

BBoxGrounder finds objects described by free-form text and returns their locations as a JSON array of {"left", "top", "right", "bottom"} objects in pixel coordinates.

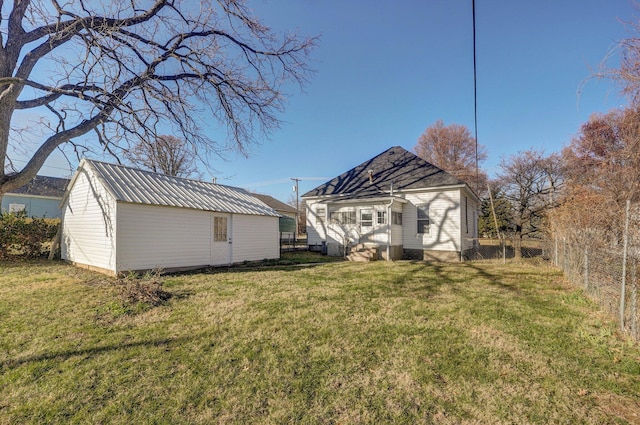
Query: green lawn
[{"left": 1, "top": 255, "right": 639, "bottom": 424}]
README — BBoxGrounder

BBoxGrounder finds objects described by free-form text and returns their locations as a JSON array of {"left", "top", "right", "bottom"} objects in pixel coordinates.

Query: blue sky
[{"left": 37, "top": 0, "right": 636, "bottom": 203}]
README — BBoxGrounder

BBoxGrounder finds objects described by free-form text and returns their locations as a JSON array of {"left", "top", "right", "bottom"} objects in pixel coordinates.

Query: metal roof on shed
[{"left": 75, "top": 159, "right": 279, "bottom": 217}]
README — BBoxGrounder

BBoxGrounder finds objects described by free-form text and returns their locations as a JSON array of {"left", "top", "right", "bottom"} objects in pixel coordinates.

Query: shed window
[
  {"left": 213, "top": 216, "right": 228, "bottom": 242},
  {"left": 417, "top": 204, "right": 430, "bottom": 234}
]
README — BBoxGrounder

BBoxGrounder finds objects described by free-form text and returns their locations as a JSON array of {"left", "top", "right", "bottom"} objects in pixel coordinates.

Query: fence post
[
  {"left": 584, "top": 246, "right": 589, "bottom": 290},
  {"left": 620, "top": 200, "right": 631, "bottom": 333},
  {"left": 632, "top": 259, "right": 637, "bottom": 340},
  {"left": 563, "top": 237, "right": 567, "bottom": 273}
]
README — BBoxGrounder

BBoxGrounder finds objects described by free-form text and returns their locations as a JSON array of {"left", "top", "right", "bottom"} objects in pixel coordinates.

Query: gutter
[{"left": 385, "top": 183, "right": 394, "bottom": 261}]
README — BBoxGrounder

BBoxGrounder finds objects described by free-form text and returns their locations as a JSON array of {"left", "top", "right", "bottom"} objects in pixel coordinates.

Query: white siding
[
  {"left": 403, "top": 189, "right": 461, "bottom": 251},
  {"left": 61, "top": 168, "right": 117, "bottom": 271},
  {"left": 305, "top": 199, "right": 327, "bottom": 245},
  {"left": 116, "top": 203, "right": 212, "bottom": 272},
  {"left": 231, "top": 214, "right": 279, "bottom": 262},
  {"left": 461, "top": 189, "right": 480, "bottom": 251}
]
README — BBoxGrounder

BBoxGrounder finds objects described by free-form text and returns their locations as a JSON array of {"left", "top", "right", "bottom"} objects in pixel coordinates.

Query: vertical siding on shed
[
  {"left": 231, "top": 214, "right": 279, "bottom": 262},
  {"left": 403, "top": 189, "right": 461, "bottom": 252},
  {"left": 61, "top": 168, "right": 117, "bottom": 271},
  {"left": 116, "top": 203, "right": 212, "bottom": 272}
]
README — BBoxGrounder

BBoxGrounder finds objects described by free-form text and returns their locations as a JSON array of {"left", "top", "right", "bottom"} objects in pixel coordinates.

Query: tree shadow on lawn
[
  {"left": 1, "top": 336, "right": 191, "bottom": 370},
  {"left": 460, "top": 261, "right": 532, "bottom": 293},
  {"left": 167, "top": 259, "right": 338, "bottom": 278},
  {"left": 386, "top": 261, "right": 452, "bottom": 297}
]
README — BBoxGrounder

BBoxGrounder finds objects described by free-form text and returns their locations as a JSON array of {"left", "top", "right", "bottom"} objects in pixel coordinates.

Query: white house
[
  {"left": 1, "top": 175, "right": 69, "bottom": 218},
  {"left": 60, "top": 159, "right": 280, "bottom": 275},
  {"left": 302, "top": 146, "right": 480, "bottom": 261}
]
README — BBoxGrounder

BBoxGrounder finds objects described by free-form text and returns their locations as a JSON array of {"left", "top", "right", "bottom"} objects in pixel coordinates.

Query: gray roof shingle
[
  {"left": 76, "top": 159, "right": 279, "bottom": 217},
  {"left": 8, "top": 175, "right": 70, "bottom": 197},
  {"left": 302, "top": 146, "right": 465, "bottom": 198},
  {"left": 250, "top": 193, "right": 298, "bottom": 214}
]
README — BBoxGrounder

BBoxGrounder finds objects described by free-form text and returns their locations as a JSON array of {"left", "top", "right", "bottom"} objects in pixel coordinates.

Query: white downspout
[{"left": 385, "top": 182, "right": 394, "bottom": 261}]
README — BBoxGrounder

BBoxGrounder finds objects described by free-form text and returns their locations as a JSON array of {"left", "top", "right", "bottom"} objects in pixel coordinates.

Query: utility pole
[{"left": 291, "top": 178, "right": 301, "bottom": 243}]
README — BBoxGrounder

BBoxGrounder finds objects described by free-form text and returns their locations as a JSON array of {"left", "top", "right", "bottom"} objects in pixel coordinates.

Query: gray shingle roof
[
  {"left": 302, "top": 146, "right": 465, "bottom": 198},
  {"left": 250, "top": 193, "right": 298, "bottom": 214},
  {"left": 77, "top": 159, "right": 279, "bottom": 217},
  {"left": 8, "top": 175, "right": 70, "bottom": 197}
]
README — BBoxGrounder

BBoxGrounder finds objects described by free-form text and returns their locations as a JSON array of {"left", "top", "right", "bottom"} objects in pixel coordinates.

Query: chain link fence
[
  {"left": 466, "top": 238, "right": 552, "bottom": 262},
  {"left": 552, "top": 236, "right": 639, "bottom": 342},
  {"left": 467, "top": 230, "right": 640, "bottom": 342}
]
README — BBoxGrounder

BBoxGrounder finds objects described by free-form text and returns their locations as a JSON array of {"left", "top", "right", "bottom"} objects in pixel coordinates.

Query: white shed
[{"left": 60, "top": 159, "right": 280, "bottom": 275}]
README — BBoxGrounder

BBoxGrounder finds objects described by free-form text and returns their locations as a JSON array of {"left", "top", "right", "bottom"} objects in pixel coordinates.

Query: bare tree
[
  {"left": 595, "top": 13, "right": 640, "bottom": 105},
  {"left": 0, "top": 1, "right": 316, "bottom": 195},
  {"left": 554, "top": 107, "right": 640, "bottom": 245},
  {"left": 497, "top": 149, "right": 563, "bottom": 257},
  {"left": 125, "top": 135, "right": 197, "bottom": 177},
  {"left": 562, "top": 108, "right": 640, "bottom": 210},
  {"left": 414, "top": 119, "right": 488, "bottom": 191}
]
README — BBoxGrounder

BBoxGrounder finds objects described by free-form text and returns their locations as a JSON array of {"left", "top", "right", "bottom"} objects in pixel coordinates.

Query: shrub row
[{"left": 0, "top": 211, "right": 60, "bottom": 258}]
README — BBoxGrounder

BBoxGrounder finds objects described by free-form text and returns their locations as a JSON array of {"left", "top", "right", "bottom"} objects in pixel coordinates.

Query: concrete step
[
  {"left": 346, "top": 253, "right": 373, "bottom": 262},
  {"left": 346, "top": 245, "right": 379, "bottom": 262}
]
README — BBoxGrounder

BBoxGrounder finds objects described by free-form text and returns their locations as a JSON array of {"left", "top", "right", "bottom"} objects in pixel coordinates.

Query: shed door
[{"left": 211, "top": 214, "right": 232, "bottom": 265}]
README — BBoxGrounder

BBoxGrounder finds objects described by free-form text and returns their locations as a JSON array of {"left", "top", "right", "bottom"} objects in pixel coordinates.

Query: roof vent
[{"left": 368, "top": 169, "right": 374, "bottom": 183}]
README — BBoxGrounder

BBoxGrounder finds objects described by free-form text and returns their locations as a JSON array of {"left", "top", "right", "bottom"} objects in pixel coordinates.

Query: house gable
[{"left": 302, "top": 146, "right": 465, "bottom": 199}]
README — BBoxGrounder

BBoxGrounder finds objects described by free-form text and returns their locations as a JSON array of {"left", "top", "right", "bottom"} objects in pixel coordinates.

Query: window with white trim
[
  {"left": 360, "top": 209, "right": 373, "bottom": 228},
  {"left": 417, "top": 204, "right": 430, "bottom": 234},
  {"left": 392, "top": 211, "right": 403, "bottom": 225},
  {"left": 316, "top": 207, "right": 326, "bottom": 223},
  {"left": 330, "top": 210, "right": 356, "bottom": 225},
  {"left": 9, "top": 203, "right": 26, "bottom": 214},
  {"left": 465, "top": 196, "right": 469, "bottom": 234},
  {"left": 377, "top": 211, "right": 386, "bottom": 224}
]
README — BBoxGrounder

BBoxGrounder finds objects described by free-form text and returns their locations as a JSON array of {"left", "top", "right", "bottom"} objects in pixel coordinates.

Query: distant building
[
  {"left": 1, "top": 175, "right": 70, "bottom": 218},
  {"left": 250, "top": 193, "right": 298, "bottom": 237}
]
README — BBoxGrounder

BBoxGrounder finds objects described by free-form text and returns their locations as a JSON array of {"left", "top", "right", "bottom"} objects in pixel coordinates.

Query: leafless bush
[{"left": 115, "top": 269, "right": 172, "bottom": 307}]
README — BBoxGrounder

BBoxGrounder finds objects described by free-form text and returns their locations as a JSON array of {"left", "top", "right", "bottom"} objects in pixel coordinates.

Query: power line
[{"left": 472, "top": 0, "right": 479, "bottom": 192}]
